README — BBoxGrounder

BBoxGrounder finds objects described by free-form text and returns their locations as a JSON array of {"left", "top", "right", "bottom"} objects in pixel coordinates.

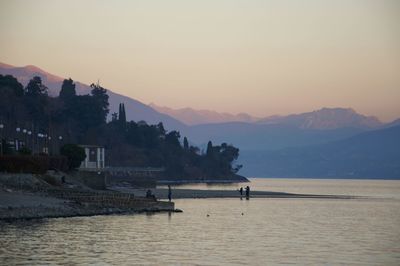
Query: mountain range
[
  {"left": 1, "top": 62, "right": 399, "bottom": 178},
  {"left": 256, "top": 107, "right": 382, "bottom": 129},
  {"left": 150, "top": 103, "right": 259, "bottom": 125},
  {"left": 151, "top": 102, "right": 383, "bottom": 130},
  {"left": 238, "top": 125, "right": 400, "bottom": 179}
]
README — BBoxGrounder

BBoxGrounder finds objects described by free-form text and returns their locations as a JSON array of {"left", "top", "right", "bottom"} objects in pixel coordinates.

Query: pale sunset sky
[{"left": 0, "top": 0, "right": 399, "bottom": 121}]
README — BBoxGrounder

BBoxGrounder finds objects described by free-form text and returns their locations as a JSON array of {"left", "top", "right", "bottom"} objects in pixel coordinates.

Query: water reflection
[{"left": 1, "top": 179, "right": 400, "bottom": 265}]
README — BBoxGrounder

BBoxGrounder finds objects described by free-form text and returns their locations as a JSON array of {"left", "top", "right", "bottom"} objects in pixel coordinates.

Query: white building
[{"left": 79, "top": 145, "right": 105, "bottom": 169}]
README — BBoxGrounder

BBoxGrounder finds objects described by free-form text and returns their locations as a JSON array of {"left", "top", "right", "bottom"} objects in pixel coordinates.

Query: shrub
[
  {"left": 18, "top": 146, "right": 32, "bottom": 155},
  {"left": 49, "top": 156, "right": 69, "bottom": 172},
  {"left": 60, "top": 144, "right": 86, "bottom": 170},
  {"left": 1, "top": 139, "right": 13, "bottom": 155},
  {"left": 0, "top": 155, "right": 49, "bottom": 174}
]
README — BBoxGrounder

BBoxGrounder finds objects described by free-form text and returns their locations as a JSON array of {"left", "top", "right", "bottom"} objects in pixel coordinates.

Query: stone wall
[
  {"left": 105, "top": 167, "right": 165, "bottom": 188},
  {"left": 71, "top": 170, "right": 106, "bottom": 190}
]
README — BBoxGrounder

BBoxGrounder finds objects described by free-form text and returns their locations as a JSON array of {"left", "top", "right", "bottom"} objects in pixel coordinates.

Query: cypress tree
[
  {"left": 118, "top": 103, "right": 126, "bottom": 129},
  {"left": 183, "top": 137, "right": 189, "bottom": 150},
  {"left": 121, "top": 103, "right": 126, "bottom": 123},
  {"left": 206, "top": 141, "right": 213, "bottom": 157}
]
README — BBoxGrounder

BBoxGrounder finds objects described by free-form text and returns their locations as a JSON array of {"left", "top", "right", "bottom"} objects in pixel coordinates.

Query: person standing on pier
[{"left": 168, "top": 185, "right": 172, "bottom": 202}]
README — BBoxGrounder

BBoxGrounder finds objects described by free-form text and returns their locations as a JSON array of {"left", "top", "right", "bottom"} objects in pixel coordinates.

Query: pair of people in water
[{"left": 239, "top": 186, "right": 250, "bottom": 198}]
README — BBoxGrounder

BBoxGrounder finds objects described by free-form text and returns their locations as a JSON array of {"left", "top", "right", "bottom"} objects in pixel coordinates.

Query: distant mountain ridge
[
  {"left": 257, "top": 107, "right": 382, "bottom": 130},
  {"left": 238, "top": 125, "right": 400, "bottom": 179},
  {"left": 0, "top": 62, "right": 186, "bottom": 131},
  {"left": 153, "top": 104, "right": 383, "bottom": 130},
  {"left": 150, "top": 103, "right": 259, "bottom": 125}
]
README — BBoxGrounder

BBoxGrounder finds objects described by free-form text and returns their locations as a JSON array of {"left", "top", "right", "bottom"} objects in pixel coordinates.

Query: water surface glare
[{"left": 1, "top": 179, "right": 400, "bottom": 265}]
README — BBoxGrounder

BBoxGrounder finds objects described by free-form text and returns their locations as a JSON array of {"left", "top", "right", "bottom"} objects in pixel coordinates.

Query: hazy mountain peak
[
  {"left": 149, "top": 103, "right": 259, "bottom": 125},
  {"left": 257, "top": 107, "right": 382, "bottom": 130},
  {"left": 24, "top": 64, "right": 47, "bottom": 73},
  {"left": 0, "top": 62, "right": 14, "bottom": 69},
  {"left": 307, "top": 107, "right": 382, "bottom": 129}
]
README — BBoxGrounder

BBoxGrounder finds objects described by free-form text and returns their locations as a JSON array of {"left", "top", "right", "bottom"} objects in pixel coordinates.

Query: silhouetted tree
[
  {"left": 0, "top": 75, "right": 25, "bottom": 123},
  {"left": 218, "top": 143, "right": 240, "bottom": 174},
  {"left": 183, "top": 137, "right": 189, "bottom": 150},
  {"left": 70, "top": 95, "right": 105, "bottom": 130},
  {"left": 90, "top": 83, "right": 109, "bottom": 122},
  {"left": 0, "top": 74, "right": 24, "bottom": 97},
  {"left": 206, "top": 141, "right": 213, "bottom": 157},
  {"left": 60, "top": 144, "right": 86, "bottom": 170},
  {"left": 59, "top": 78, "right": 76, "bottom": 101},
  {"left": 25, "top": 76, "right": 48, "bottom": 96},
  {"left": 118, "top": 103, "right": 126, "bottom": 127},
  {"left": 166, "top": 131, "right": 181, "bottom": 148},
  {"left": 157, "top": 122, "right": 166, "bottom": 135},
  {"left": 122, "top": 103, "right": 126, "bottom": 122},
  {"left": 111, "top": 112, "right": 118, "bottom": 121},
  {"left": 24, "top": 76, "right": 48, "bottom": 127}
]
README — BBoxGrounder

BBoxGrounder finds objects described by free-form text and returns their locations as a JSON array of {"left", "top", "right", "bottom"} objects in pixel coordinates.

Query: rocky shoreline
[
  {"left": 0, "top": 190, "right": 178, "bottom": 221},
  {"left": 0, "top": 173, "right": 176, "bottom": 221},
  {"left": 0, "top": 205, "right": 180, "bottom": 222},
  {"left": 1, "top": 173, "right": 360, "bottom": 221}
]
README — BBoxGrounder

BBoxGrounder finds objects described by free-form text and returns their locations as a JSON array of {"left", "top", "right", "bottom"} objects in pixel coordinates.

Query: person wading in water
[
  {"left": 168, "top": 185, "right": 172, "bottom": 202},
  {"left": 245, "top": 186, "right": 250, "bottom": 200}
]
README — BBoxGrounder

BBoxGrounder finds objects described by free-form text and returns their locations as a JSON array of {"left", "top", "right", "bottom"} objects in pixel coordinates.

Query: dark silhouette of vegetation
[
  {"left": 18, "top": 146, "right": 32, "bottom": 155},
  {"left": 118, "top": 103, "right": 126, "bottom": 130},
  {"left": 59, "top": 78, "right": 76, "bottom": 101},
  {"left": 119, "top": 103, "right": 126, "bottom": 124},
  {"left": 1, "top": 139, "right": 13, "bottom": 155},
  {"left": 183, "top": 137, "right": 189, "bottom": 150},
  {"left": 0, "top": 74, "right": 23, "bottom": 96},
  {"left": 0, "top": 155, "right": 49, "bottom": 174},
  {"left": 25, "top": 76, "right": 48, "bottom": 96},
  {"left": 90, "top": 82, "right": 109, "bottom": 123},
  {"left": 60, "top": 144, "right": 86, "bottom": 170},
  {"left": 0, "top": 155, "right": 68, "bottom": 174},
  {"left": 0, "top": 75, "right": 242, "bottom": 178},
  {"left": 206, "top": 141, "right": 213, "bottom": 157}
]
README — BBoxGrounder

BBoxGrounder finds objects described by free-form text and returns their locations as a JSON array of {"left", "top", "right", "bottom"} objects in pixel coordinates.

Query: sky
[{"left": 0, "top": 0, "right": 399, "bottom": 121}]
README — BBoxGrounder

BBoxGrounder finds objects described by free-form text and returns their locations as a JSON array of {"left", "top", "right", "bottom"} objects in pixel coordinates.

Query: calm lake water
[{"left": 1, "top": 178, "right": 400, "bottom": 265}]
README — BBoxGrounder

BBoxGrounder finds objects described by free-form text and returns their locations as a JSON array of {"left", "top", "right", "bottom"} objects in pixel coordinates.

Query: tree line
[{"left": 0, "top": 74, "right": 242, "bottom": 178}]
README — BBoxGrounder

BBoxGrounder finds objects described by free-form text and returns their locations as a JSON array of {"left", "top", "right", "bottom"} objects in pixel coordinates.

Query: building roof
[{"left": 78, "top": 144, "right": 104, "bottom": 148}]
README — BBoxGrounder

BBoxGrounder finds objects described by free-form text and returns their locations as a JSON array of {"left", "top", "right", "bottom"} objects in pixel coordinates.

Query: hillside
[
  {"left": 238, "top": 125, "right": 400, "bottom": 179},
  {"left": 0, "top": 63, "right": 186, "bottom": 131}
]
